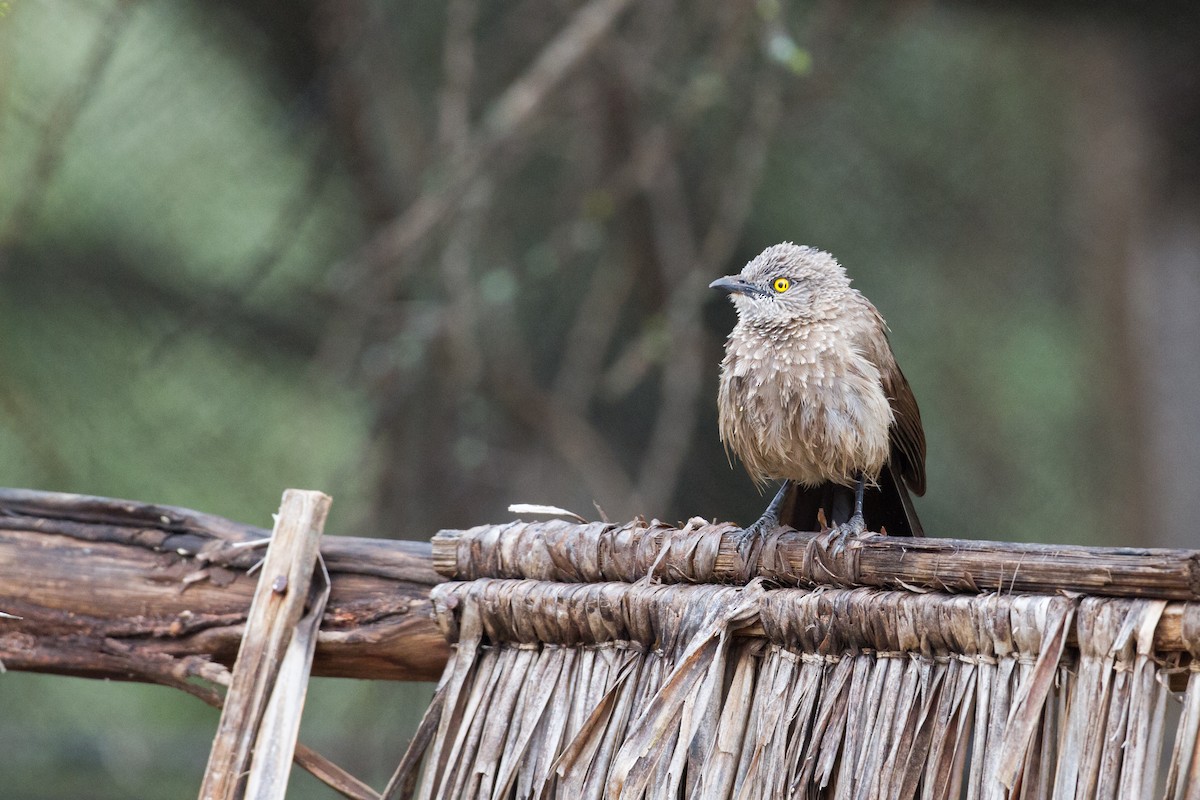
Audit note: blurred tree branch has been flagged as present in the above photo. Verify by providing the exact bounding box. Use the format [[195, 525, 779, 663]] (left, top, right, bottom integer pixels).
[[3, 251, 321, 360], [324, 0, 637, 312], [0, 0, 135, 255]]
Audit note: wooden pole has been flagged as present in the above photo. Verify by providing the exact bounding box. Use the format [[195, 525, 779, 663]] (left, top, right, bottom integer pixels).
[[0, 489, 449, 683], [4, 491, 1198, 690], [432, 519, 1200, 601], [200, 489, 329, 800]]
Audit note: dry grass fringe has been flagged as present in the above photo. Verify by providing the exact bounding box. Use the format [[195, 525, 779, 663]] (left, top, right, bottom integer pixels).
[[387, 580, 1200, 800]]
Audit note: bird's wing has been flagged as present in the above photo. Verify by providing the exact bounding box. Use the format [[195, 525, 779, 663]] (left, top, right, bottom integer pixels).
[[859, 303, 927, 496], [880, 360, 927, 496]]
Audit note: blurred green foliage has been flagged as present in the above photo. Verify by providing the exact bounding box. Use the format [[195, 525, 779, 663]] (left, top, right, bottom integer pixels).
[[0, 0, 1183, 795], [2, 672, 433, 799], [1, 1, 372, 531]]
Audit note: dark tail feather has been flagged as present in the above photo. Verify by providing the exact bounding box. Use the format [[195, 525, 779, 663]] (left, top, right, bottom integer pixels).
[[873, 463, 924, 537], [780, 463, 923, 537]]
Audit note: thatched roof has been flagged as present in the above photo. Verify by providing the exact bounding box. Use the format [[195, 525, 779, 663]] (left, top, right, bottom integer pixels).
[[387, 521, 1200, 799]]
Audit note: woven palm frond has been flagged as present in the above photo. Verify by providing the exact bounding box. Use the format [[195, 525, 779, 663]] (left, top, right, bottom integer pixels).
[[388, 578, 1198, 799], [388, 522, 1200, 799]]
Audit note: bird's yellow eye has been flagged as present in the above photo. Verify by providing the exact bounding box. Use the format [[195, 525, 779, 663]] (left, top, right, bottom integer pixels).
[[772, 277, 790, 293]]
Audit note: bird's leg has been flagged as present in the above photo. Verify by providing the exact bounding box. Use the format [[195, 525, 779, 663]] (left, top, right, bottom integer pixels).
[[844, 474, 866, 535], [735, 480, 792, 547]]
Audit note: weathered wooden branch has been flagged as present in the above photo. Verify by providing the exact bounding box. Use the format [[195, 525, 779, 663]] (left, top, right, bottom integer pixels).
[[0, 488, 448, 683], [4, 489, 1199, 693], [433, 519, 1200, 599], [432, 519, 1200, 651]]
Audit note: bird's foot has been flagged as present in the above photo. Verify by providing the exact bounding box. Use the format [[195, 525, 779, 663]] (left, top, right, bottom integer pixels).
[[732, 480, 791, 556], [825, 512, 869, 540], [733, 514, 780, 556]]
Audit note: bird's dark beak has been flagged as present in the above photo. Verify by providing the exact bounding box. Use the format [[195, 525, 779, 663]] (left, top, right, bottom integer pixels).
[[709, 276, 768, 297]]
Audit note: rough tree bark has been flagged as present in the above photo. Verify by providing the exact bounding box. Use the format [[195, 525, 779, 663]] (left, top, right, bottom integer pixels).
[[0, 488, 448, 684]]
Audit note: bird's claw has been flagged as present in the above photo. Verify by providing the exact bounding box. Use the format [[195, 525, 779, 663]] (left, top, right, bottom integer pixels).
[[733, 516, 778, 557], [841, 512, 866, 537], [823, 512, 868, 541]]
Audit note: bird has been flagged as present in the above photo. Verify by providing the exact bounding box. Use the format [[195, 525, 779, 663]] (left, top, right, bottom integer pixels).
[[710, 242, 926, 539]]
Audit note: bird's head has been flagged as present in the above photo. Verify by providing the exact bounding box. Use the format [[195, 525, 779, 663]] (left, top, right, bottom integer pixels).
[[709, 242, 851, 326]]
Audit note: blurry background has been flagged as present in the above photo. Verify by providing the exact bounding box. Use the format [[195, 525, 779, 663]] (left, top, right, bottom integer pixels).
[[2, 0, 1198, 796]]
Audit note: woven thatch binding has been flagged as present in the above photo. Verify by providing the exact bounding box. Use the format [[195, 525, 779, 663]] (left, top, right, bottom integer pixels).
[[389, 576, 1200, 799]]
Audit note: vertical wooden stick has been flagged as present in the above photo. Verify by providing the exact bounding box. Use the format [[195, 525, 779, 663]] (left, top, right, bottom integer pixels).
[[243, 559, 335, 799], [199, 489, 331, 800]]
